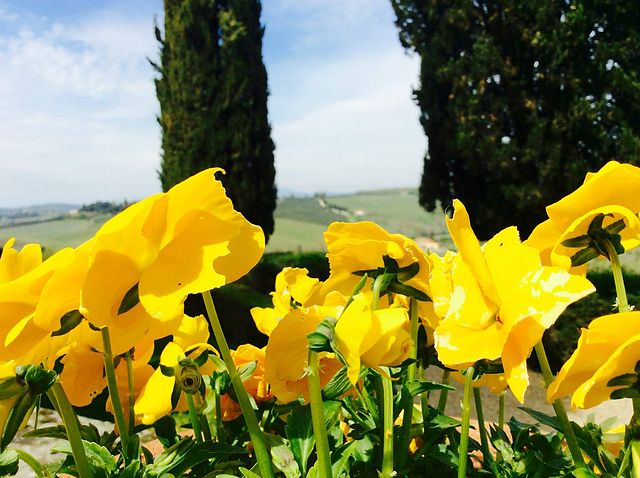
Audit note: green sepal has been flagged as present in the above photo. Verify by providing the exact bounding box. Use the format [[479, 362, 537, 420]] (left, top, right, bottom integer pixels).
[[160, 364, 175, 377], [238, 361, 257, 382], [561, 235, 591, 248], [170, 382, 181, 409], [307, 317, 337, 354], [0, 378, 26, 401], [386, 281, 430, 301], [118, 283, 139, 315], [51, 310, 84, 337], [396, 261, 420, 282], [610, 387, 640, 400], [570, 247, 600, 267], [606, 373, 637, 387], [1, 391, 37, 450]]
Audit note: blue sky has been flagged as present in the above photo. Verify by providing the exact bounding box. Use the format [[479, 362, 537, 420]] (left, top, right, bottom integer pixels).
[[0, 0, 425, 207]]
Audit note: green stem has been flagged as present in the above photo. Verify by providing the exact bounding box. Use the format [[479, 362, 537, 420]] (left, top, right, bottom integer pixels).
[[371, 275, 384, 311], [202, 290, 275, 478], [496, 392, 505, 463], [420, 365, 430, 436], [308, 351, 333, 478], [458, 366, 474, 478], [631, 440, 640, 478], [437, 370, 451, 413], [15, 449, 52, 478], [214, 389, 223, 442], [380, 372, 395, 478], [534, 342, 585, 468], [473, 388, 492, 470], [48, 382, 93, 478], [124, 351, 135, 433], [603, 241, 640, 423], [603, 240, 630, 313], [186, 393, 203, 443], [616, 441, 631, 478], [397, 298, 419, 468], [100, 327, 130, 457], [195, 393, 213, 442]]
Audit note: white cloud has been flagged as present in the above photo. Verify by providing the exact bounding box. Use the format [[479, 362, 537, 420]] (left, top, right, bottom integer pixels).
[[0, 6, 161, 207]]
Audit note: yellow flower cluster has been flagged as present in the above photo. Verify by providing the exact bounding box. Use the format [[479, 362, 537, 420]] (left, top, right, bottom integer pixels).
[[1, 159, 638, 435]]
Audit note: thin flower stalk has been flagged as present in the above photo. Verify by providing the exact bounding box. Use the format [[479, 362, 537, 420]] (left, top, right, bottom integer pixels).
[[48, 382, 93, 478], [437, 370, 451, 413], [186, 393, 203, 443], [534, 342, 585, 468], [458, 366, 474, 478], [397, 297, 419, 468], [202, 290, 275, 478], [473, 388, 492, 470], [101, 326, 130, 459], [308, 350, 333, 478]]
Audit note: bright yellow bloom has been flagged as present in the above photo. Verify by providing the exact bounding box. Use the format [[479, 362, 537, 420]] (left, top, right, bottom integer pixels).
[[135, 315, 216, 425], [324, 221, 437, 328], [451, 371, 507, 395], [0, 238, 42, 284], [221, 344, 272, 421], [264, 305, 342, 403], [250, 267, 323, 336], [432, 200, 594, 402], [527, 161, 640, 270], [81, 168, 264, 327], [548, 311, 640, 409], [334, 293, 411, 383]]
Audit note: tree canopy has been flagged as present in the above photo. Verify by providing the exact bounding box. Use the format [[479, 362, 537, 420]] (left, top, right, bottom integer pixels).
[[391, 0, 640, 239], [154, 0, 276, 241]]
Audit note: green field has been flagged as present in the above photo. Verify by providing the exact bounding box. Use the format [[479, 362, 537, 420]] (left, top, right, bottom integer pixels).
[[1, 190, 448, 253]]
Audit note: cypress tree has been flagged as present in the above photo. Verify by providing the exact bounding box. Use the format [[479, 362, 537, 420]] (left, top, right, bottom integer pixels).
[[154, 0, 276, 241], [391, 1, 640, 239]]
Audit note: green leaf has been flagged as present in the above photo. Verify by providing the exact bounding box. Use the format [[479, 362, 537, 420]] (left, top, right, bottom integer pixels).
[[519, 407, 561, 432], [118, 282, 139, 315], [285, 405, 314, 476], [52, 440, 117, 478], [239, 467, 262, 478], [0, 449, 19, 476], [322, 400, 342, 430], [572, 466, 600, 477], [405, 379, 454, 397], [153, 416, 180, 449], [265, 433, 300, 478], [51, 310, 84, 337], [331, 441, 358, 477]]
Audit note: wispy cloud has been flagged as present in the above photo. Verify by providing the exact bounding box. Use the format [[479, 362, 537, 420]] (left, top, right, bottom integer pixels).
[[0, 0, 425, 207]]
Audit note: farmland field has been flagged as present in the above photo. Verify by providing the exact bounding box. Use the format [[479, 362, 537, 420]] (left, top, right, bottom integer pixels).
[[1, 190, 451, 253]]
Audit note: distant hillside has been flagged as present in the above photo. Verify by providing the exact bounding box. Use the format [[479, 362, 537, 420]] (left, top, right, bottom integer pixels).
[[0, 190, 451, 253]]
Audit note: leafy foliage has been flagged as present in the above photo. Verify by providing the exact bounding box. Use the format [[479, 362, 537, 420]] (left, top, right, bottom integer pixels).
[[391, 0, 640, 239], [154, 0, 277, 241]]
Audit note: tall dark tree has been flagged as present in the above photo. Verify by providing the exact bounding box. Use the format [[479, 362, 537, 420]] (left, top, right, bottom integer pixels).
[[391, 1, 640, 239], [154, 0, 276, 241]]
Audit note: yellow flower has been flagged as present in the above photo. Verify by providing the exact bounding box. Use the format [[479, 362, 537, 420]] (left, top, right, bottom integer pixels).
[[432, 200, 594, 402], [548, 311, 640, 409], [264, 306, 342, 403], [81, 168, 264, 327], [135, 315, 216, 425], [0, 238, 42, 284], [451, 371, 507, 395], [250, 267, 323, 336], [527, 161, 640, 270], [324, 221, 438, 329], [221, 344, 272, 421], [334, 293, 411, 383]]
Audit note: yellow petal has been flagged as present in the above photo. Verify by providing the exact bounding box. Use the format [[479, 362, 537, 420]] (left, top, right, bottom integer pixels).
[[445, 200, 500, 307], [135, 367, 175, 425], [0, 238, 42, 284], [334, 296, 372, 383], [59, 348, 107, 407], [173, 314, 211, 351]]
